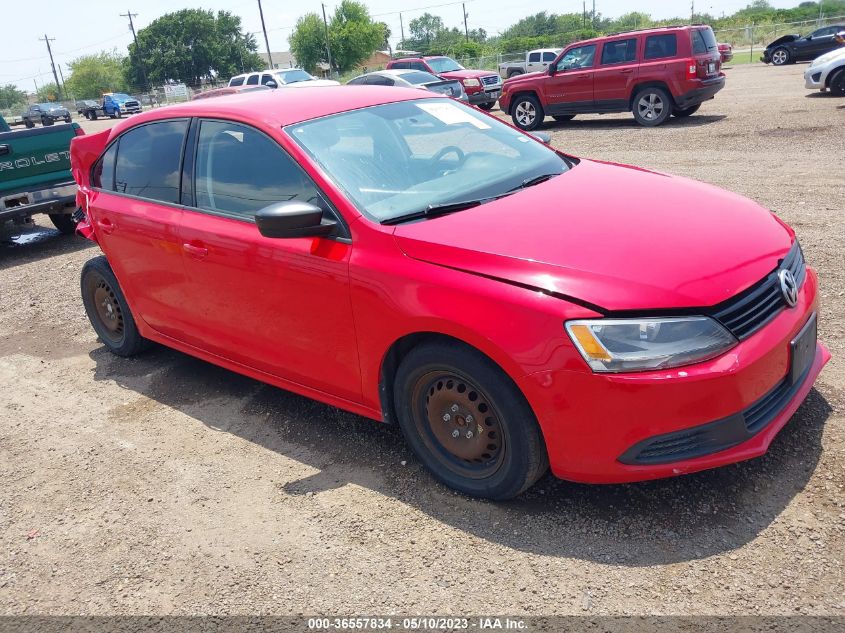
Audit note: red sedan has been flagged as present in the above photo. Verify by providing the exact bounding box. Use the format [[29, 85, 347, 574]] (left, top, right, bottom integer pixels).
[[69, 87, 829, 499]]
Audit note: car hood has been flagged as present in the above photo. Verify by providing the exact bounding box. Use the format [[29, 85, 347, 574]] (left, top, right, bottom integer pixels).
[[392, 159, 793, 311], [811, 46, 845, 66], [767, 34, 800, 48], [504, 70, 545, 85], [440, 69, 495, 79], [285, 79, 340, 87]]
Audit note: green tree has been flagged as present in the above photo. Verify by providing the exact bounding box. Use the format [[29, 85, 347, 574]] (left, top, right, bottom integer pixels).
[[0, 84, 27, 111], [289, 1, 386, 74], [35, 82, 61, 103], [408, 13, 445, 49], [64, 51, 127, 100], [124, 9, 263, 87]]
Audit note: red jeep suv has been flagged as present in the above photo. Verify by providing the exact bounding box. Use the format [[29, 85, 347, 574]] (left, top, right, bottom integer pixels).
[[387, 56, 502, 109], [499, 25, 726, 129]]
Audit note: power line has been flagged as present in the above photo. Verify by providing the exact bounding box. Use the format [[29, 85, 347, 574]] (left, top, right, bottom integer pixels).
[[372, 0, 471, 18]]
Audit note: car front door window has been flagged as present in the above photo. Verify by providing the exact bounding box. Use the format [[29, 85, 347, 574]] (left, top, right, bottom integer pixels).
[[556, 45, 597, 71]]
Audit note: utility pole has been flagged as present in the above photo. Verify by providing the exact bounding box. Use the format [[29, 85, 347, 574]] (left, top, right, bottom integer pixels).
[[462, 3, 469, 42], [321, 3, 333, 77], [691, 0, 695, 23], [39, 35, 62, 100], [399, 13, 405, 48], [121, 10, 148, 91], [592, 0, 596, 29], [818, 0, 824, 23], [583, 1, 586, 28], [257, 0, 273, 68]]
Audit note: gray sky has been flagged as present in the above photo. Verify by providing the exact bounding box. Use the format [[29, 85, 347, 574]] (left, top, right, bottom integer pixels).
[[0, 0, 809, 92]]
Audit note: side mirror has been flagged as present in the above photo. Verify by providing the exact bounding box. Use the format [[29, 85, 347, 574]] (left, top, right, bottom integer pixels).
[[265, 80, 278, 88], [548, 65, 556, 76], [255, 201, 336, 238], [530, 131, 552, 144]]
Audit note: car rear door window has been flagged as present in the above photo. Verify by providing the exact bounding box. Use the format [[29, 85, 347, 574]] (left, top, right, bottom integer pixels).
[[246, 74, 259, 85], [365, 74, 395, 86], [644, 34, 678, 59], [113, 120, 188, 203], [194, 120, 326, 218], [601, 38, 637, 65], [528, 52, 541, 63], [92, 142, 117, 190]]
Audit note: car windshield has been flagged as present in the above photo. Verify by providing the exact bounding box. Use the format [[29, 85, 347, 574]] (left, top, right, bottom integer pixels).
[[112, 93, 131, 100], [277, 69, 315, 84], [287, 98, 570, 223], [399, 71, 441, 85], [39, 103, 61, 109], [427, 57, 464, 73]]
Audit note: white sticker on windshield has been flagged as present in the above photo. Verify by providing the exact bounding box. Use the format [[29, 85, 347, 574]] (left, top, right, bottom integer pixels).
[[416, 102, 491, 129]]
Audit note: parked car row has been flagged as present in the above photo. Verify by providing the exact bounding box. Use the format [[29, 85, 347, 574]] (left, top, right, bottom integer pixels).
[[762, 24, 845, 65]]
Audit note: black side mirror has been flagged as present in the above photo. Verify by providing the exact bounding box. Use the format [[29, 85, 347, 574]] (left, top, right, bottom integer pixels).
[[265, 80, 278, 88], [530, 131, 552, 144], [548, 65, 556, 76], [255, 201, 336, 238]]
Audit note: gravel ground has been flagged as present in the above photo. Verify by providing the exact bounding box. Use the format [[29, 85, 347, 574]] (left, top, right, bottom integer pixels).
[[1, 63, 843, 616]]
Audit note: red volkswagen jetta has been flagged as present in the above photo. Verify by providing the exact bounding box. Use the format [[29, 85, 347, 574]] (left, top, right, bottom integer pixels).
[[70, 87, 829, 499]]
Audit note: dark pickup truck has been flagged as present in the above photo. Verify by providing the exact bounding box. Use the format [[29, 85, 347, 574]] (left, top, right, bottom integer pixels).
[[0, 114, 84, 234]]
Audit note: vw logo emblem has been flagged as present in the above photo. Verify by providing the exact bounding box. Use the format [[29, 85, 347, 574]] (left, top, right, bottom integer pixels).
[[778, 269, 798, 307]]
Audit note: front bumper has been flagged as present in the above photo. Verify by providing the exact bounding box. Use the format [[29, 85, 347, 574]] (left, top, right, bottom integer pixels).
[[804, 67, 824, 90], [467, 88, 501, 105], [518, 268, 829, 483], [674, 75, 726, 109]]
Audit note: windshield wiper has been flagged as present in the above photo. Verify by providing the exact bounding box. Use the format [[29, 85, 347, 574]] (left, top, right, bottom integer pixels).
[[381, 199, 485, 225], [507, 172, 560, 193]]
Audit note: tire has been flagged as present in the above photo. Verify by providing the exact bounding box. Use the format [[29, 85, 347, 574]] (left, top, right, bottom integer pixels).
[[49, 213, 78, 235], [25, 119, 34, 129], [632, 87, 673, 126], [64, 116, 71, 123], [116, 109, 122, 118], [510, 94, 544, 131], [672, 104, 701, 117], [477, 102, 495, 111], [84, 111, 91, 120], [507, 70, 523, 79], [552, 114, 575, 122], [829, 68, 845, 97], [91, 111, 98, 120], [393, 342, 549, 500], [771, 47, 791, 66], [41, 116, 54, 126], [80, 256, 151, 358]]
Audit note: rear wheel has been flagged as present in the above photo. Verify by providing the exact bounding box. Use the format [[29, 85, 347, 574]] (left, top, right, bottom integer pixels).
[[632, 87, 672, 126], [552, 114, 576, 122], [393, 342, 548, 500], [771, 47, 791, 66], [477, 102, 495, 111], [49, 213, 78, 235], [24, 119, 34, 129], [507, 70, 523, 79], [81, 256, 151, 357], [672, 104, 701, 117], [829, 68, 845, 96], [41, 116, 54, 126], [64, 116, 71, 123], [511, 94, 544, 131]]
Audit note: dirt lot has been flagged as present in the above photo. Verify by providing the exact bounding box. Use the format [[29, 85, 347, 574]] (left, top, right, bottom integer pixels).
[[1, 63, 844, 616]]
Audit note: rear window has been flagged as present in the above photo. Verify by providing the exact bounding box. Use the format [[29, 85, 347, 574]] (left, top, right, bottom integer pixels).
[[692, 27, 718, 54], [399, 71, 440, 85], [391, 61, 410, 69], [114, 120, 188, 204], [644, 34, 678, 60]]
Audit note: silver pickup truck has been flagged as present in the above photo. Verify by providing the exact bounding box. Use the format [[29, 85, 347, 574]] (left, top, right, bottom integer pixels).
[[498, 48, 561, 78]]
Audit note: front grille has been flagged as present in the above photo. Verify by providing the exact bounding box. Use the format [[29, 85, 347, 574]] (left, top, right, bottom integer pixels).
[[619, 354, 813, 465], [708, 241, 805, 340], [481, 75, 500, 87]]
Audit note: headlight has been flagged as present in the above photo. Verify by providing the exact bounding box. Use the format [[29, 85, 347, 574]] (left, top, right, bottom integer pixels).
[[565, 317, 737, 373], [462, 78, 480, 87]]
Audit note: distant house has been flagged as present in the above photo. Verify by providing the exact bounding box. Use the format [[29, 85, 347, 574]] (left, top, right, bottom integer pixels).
[[356, 51, 392, 73], [258, 51, 297, 69]]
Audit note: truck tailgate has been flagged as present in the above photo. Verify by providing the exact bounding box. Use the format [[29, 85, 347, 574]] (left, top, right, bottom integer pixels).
[[0, 123, 79, 195]]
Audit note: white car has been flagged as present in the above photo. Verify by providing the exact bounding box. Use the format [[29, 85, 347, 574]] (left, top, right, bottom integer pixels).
[[346, 69, 468, 101], [804, 33, 845, 96], [228, 68, 340, 89]]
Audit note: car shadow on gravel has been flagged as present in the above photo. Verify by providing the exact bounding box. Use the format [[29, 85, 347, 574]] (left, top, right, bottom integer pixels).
[[540, 114, 727, 131], [90, 344, 832, 566], [0, 225, 93, 271]]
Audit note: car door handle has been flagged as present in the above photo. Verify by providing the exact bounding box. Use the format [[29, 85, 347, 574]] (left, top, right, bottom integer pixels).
[[619, 69, 634, 74], [96, 219, 115, 234], [182, 243, 209, 258], [0, 144, 10, 156]]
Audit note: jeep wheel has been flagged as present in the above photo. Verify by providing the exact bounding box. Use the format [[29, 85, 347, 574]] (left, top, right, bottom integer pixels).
[[81, 256, 151, 357], [830, 68, 845, 96], [672, 104, 701, 117], [511, 94, 544, 131], [393, 342, 548, 499], [633, 87, 672, 126], [771, 47, 791, 66]]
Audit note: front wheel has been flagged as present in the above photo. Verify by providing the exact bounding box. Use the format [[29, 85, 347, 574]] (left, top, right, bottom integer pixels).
[[672, 104, 701, 117], [25, 119, 34, 129], [829, 68, 845, 96], [81, 256, 151, 357], [64, 116, 71, 123], [632, 87, 672, 126], [552, 114, 575, 122], [393, 342, 549, 500], [41, 117, 54, 126], [771, 47, 791, 66], [510, 94, 544, 131]]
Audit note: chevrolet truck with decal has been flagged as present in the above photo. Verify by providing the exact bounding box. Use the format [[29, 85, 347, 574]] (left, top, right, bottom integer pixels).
[[0, 114, 84, 234]]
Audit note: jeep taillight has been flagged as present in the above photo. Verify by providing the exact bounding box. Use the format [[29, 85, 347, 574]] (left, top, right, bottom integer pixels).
[[686, 59, 698, 80]]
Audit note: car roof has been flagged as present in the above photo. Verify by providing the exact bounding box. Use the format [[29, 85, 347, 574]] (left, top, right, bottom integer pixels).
[[571, 24, 702, 46], [105, 85, 439, 138]]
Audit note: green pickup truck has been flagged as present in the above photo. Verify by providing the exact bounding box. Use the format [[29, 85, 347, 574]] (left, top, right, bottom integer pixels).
[[0, 113, 83, 234]]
